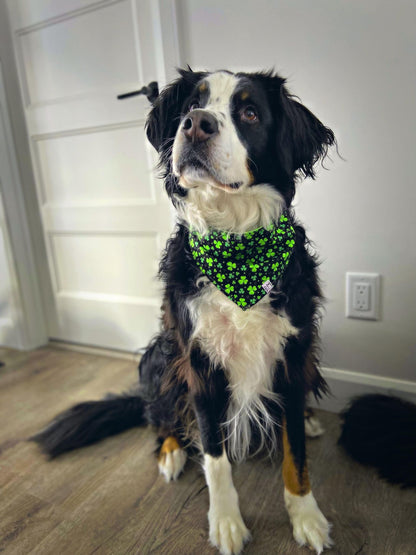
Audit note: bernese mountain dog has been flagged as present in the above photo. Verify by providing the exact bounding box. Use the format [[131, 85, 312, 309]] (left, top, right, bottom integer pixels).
[[34, 68, 336, 554]]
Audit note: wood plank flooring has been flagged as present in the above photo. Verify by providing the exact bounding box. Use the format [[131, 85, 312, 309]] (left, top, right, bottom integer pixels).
[[0, 346, 415, 554]]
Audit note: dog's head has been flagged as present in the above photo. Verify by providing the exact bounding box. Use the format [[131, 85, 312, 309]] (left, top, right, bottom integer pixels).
[[146, 69, 335, 227]]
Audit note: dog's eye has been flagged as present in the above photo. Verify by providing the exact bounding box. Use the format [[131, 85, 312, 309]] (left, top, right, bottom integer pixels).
[[188, 101, 200, 112], [241, 106, 258, 122]]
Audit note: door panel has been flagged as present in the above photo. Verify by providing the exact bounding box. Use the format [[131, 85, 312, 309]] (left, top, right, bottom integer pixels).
[[35, 125, 155, 204], [7, 0, 178, 351], [20, 2, 140, 104], [51, 233, 160, 298]]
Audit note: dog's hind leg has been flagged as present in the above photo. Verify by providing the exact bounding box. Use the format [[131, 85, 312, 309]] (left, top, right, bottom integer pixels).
[[157, 435, 187, 482], [304, 407, 324, 438]]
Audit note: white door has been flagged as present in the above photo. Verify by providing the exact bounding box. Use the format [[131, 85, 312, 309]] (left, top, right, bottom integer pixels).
[[6, 0, 180, 351]]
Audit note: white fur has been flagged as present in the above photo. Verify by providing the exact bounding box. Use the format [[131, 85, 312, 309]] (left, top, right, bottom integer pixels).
[[204, 451, 250, 555], [284, 489, 332, 554], [176, 182, 285, 235], [172, 71, 286, 235], [172, 72, 252, 194], [158, 447, 187, 482], [188, 286, 298, 461], [200, 72, 251, 187], [176, 73, 292, 460]]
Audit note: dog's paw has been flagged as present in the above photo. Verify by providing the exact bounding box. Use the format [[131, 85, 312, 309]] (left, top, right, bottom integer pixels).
[[158, 437, 187, 482], [284, 490, 332, 554], [304, 414, 325, 438], [208, 510, 250, 555]]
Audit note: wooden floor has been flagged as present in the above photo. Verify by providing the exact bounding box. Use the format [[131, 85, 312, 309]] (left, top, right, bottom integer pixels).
[[0, 346, 415, 555]]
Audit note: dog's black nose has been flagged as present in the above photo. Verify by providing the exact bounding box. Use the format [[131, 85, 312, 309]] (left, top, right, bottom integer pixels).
[[182, 110, 218, 143]]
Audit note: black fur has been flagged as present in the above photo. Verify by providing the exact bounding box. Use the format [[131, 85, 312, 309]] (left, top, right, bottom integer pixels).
[[146, 69, 335, 205], [339, 394, 416, 488], [282, 385, 308, 489], [33, 331, 189, 457], [145, 69, 333, 464], [192, 358, 229, 457], [31, 68, 342, 555], [34, 69, 333, 466], [32, 396, 146, 458]]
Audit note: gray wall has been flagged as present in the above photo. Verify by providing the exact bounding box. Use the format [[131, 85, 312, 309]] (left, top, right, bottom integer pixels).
[[177, 0, 416, 380]]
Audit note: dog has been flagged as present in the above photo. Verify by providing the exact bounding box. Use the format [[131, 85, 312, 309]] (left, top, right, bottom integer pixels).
[[34, 68, 336, 554]]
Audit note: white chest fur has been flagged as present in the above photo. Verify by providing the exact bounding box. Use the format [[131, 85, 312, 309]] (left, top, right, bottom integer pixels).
[[188, 284, 298, 460]]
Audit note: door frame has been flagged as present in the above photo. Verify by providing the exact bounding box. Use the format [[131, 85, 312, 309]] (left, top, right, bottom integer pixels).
[[0, 59, 47, 349], [3, 0, 183, 350]]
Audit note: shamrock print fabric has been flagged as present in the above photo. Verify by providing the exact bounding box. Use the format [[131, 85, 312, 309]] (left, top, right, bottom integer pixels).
[[189, 211, 296, 310]]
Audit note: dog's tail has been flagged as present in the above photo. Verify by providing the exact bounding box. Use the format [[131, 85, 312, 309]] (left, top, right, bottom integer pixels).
[[32, 332, 179, 459], [339, 394, 416, 487], [32, 394, 146, 458]]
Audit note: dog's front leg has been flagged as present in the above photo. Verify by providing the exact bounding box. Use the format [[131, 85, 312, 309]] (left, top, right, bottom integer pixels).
[[282, 385, 332, 554], [192, 349, 250, 555], [203, 450, 250, 555]]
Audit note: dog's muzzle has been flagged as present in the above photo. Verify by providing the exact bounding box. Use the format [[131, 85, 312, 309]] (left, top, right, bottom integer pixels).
[[174, 109, 243, 192], [182, 109, 219, 144]]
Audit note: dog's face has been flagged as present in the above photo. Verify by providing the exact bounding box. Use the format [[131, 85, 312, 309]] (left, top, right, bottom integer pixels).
[[146, 69, 335, 206], [172, 71, 270, 194]]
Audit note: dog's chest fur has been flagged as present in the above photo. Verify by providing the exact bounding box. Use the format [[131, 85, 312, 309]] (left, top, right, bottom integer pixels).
[[188, 281, 298, 460]]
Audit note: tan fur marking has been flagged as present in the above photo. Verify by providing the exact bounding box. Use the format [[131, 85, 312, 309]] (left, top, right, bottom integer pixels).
[[158, 436, 181, 460], [245, 161, 255, 185], [281, 357, 290, 382], [199, 82, 207, 92], [282, 420, 311, 496], [160, 348, 204, 395], [160, 297, 204, 395], [161, 298, 203, 394], [174, 352, 204, 394], [241, 91, 249, 100]]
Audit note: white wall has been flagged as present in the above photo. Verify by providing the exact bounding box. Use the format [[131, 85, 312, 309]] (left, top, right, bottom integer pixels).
[[177, 0, 416, 381]]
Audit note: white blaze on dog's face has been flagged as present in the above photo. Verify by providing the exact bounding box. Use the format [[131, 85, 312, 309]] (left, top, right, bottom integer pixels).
[[172, 72, 253, 194]]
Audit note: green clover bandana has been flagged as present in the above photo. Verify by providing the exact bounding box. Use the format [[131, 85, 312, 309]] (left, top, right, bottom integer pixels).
[[189, 211, 295, 310]]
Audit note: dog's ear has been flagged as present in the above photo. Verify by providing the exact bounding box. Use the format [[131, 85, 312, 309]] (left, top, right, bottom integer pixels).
[[146, 68, 206, 153], [276, 85, 335, 180]]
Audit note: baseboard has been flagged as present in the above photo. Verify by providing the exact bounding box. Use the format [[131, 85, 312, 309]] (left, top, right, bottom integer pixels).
[[312, 366, 416, 413], [49, 340, 139, 362], [49, 340, 416, 414]]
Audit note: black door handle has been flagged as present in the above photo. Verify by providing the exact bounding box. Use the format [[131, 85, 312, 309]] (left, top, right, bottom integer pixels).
[[117, 81, 159, 103]]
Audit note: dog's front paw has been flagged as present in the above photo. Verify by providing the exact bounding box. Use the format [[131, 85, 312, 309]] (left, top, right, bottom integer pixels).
[[208, 510, 251, 555], [158, 437, 187, 482], [284, 490, 332, 554]]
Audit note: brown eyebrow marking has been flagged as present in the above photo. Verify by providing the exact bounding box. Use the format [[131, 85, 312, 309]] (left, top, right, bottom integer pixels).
[[199, 82, 208, 92], [241, 91, 250, 100]]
